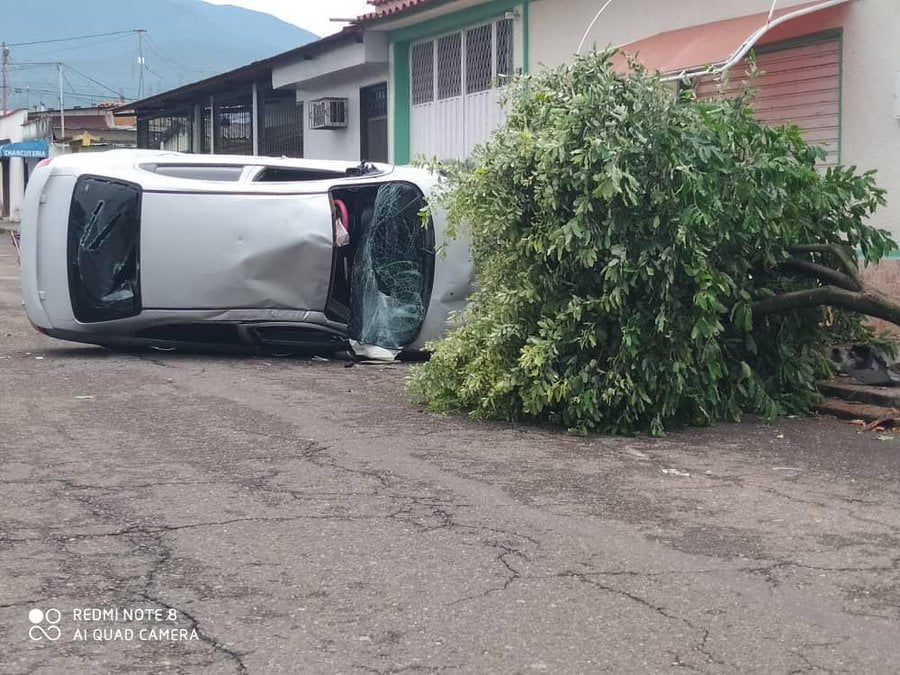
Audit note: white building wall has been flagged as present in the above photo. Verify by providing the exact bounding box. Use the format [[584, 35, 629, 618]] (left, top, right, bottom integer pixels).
[[297, 71, 388, 161], [0, 110, 29, 222]]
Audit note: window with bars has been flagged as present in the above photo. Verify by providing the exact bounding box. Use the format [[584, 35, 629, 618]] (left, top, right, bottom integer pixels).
[[137, 112, 193, 152], [496, 18, 514, 79], [411, 18, 515, 104], [411, 41, 435, 105], [364, 84, 388, 120], [200, 104, 212, 153], [466, 24, 493, 94], [259, 91, 304, 158], [215, 93, 254, 155], [437, 33, 462, 99]]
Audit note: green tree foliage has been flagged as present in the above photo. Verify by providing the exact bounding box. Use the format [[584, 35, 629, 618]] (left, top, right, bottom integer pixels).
[[408, 51, 894, 435]]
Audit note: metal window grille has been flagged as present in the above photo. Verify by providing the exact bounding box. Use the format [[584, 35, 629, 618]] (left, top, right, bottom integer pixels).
[[309, 97, 348, 130], [215, 93, 253, 155], [466, 24, 493, 94], [411, 41, 435, 105], [364, 84, 388, 120], [496, 18, 514, 79], [260, 91, 303, 157], [138, 113, 193, 152], [200, 104, 212, 153], [437, 33, 462, 99]]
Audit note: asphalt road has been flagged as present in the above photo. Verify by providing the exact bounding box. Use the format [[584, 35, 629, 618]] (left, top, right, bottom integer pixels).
[[2, 235, 900, 674]]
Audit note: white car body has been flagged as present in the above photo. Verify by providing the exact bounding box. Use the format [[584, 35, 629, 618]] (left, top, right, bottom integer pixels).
[[19, 150, 473, 356]]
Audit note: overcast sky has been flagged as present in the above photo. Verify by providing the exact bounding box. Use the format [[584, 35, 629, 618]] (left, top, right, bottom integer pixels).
[[202, 1, 374, 37]]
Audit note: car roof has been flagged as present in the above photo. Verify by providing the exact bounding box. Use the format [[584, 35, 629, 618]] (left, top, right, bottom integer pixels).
[[47, 149, 389, 173], [41, 149, 433, 196]]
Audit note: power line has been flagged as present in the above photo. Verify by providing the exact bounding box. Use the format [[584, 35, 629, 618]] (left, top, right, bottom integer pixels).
[[12, 87, 111, 102], [61, 63, 125, 99], [3, 29, 139, 48], [143, 33, 206, 77], [17, 33, 132, 60]]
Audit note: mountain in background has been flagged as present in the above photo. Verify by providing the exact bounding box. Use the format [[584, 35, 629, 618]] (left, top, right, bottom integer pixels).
[[0, 0, 318, 108]]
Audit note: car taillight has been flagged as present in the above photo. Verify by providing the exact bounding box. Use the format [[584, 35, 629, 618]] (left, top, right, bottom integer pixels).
[[36, 158, 53, 169]]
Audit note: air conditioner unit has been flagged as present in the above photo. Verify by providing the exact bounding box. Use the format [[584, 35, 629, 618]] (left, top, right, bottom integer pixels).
[[309, 97, 348, 130]]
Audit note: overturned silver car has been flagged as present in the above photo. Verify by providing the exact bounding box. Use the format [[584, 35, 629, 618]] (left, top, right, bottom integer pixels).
[[19, 150, 473, 357]]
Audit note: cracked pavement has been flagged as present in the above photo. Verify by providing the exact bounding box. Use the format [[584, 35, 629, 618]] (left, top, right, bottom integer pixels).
[[2, 237, 900, 673]]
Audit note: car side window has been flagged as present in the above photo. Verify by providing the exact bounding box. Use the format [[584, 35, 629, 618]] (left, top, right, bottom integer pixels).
[[140, 164, 245, 181]]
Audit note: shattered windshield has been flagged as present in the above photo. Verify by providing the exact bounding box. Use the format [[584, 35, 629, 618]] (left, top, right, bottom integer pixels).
[[349, 182, 434, 349], [67, 176, 142, 322]]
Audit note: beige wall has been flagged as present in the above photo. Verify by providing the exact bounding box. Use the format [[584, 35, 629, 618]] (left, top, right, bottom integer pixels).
[[839, 2, 900, 240], [528, 0, 900, 241], [527, 0, 812, 67]]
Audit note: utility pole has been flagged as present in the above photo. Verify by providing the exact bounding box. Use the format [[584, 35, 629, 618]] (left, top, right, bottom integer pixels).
[[134, 29, 147, 99], [57, 62, 65, 140], [2, 42, 9, 115]]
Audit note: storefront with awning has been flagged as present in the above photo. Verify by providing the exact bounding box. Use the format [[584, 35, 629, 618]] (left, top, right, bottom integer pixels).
[[614, 0, 851, 168]]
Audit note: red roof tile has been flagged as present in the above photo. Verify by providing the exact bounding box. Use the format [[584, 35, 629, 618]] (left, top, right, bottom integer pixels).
[[357, 0, 439, 23]]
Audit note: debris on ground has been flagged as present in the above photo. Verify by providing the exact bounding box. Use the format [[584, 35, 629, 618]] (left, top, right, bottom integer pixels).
[[830, 344, 900, 386], [817, 378, 900, 431]]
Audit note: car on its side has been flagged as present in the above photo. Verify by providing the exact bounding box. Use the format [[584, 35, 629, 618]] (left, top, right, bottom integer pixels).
[[19, 150, 473, 358]]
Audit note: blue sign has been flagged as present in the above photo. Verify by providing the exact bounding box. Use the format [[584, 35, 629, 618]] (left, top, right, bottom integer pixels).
[[0, 139, 49, 158]]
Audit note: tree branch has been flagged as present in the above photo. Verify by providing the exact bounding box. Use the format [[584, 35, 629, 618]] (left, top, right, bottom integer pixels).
[[780, 258, 861, 292], [788, 243, 860, 285], [753, 285, 900, 326]]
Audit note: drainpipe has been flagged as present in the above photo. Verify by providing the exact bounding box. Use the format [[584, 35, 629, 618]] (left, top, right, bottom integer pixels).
[[661, 0, 852, 83]]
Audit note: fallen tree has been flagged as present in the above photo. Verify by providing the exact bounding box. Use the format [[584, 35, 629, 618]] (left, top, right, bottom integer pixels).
[[409, 52, 896, 434]]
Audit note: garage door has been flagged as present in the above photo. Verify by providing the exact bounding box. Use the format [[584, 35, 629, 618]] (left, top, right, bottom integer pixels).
[[409, 17, 515, 161], [694, 36, 841, 168]]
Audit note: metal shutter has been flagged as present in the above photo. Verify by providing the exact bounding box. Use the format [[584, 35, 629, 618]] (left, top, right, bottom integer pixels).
[[695, 37, 841, 167]]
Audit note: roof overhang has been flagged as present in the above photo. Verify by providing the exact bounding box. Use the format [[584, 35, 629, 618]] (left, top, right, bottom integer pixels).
[[272, 32, 388, 90], [117, 27, 364, 115], [615, 0, 852, 81]]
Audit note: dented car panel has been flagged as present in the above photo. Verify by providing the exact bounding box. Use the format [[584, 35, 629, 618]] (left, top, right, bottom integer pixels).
[[19, 150, 474, 355], [141, 192, 332, 311]]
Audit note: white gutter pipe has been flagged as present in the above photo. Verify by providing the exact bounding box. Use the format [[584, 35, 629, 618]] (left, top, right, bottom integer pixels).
[[660, 0, 851, 83]]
